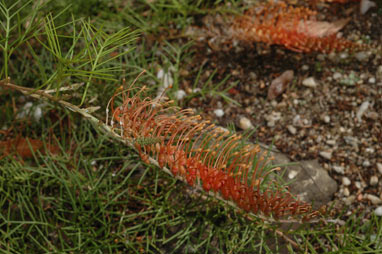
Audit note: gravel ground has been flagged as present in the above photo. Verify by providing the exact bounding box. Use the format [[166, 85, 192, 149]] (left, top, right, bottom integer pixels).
[[176, 2, 382, 217]]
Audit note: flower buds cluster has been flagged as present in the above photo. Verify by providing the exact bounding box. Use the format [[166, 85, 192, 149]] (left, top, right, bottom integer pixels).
[[108, 87, 319, 220], [232, 1, 367, 53]]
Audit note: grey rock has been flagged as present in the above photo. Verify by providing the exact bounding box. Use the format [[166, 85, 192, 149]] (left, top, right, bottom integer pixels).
[[319, 151, 332, 160], [280, 159, 338, 208]]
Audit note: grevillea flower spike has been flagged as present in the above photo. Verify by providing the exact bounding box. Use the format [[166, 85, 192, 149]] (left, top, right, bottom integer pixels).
[[232, 1, 367, 53], [107, 84, 321, 221]]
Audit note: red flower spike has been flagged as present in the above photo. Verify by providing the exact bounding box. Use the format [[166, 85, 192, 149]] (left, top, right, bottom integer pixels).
[[232, 1, 367, 53], [109, 86, 320, 220]]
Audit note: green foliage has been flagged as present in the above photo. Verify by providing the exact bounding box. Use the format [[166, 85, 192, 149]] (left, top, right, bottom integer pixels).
[[1, 0, 382, 253]]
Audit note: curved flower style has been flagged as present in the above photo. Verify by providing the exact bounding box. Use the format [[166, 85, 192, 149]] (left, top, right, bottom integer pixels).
[[108, 86, 320, 221], [232, 1, 366, 53]]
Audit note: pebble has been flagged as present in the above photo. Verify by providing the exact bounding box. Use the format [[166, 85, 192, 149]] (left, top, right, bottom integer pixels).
[[288, 170, 298, 179], [213, 109, 224, 118], [362, 160, 371, 167], [342, 177, 351, 186], [368, 77, 376, 84], [376, 65, 382, 80], [301, 65, 309, 71], [375, 206, 382, 216], [302, 77, 318, 88], [339, 52, 348, 59], [354, 51, 369, 62], [323, 115, 330, 123], [370, 176, 379, 186], [377, 163, 382, 174], [345, 195, 355, 205], [343, 187, 350, 197], [174, 89, 186, 100], [333, 165, 345, 174], [287, 125, 297, 135], [333, 72, 342, 80], [238, 117, 254, 130], [356, 101, 370, 122], [319, 151, 332, 160], [365, 194, 382, 205], [355, 181, 362, 189]]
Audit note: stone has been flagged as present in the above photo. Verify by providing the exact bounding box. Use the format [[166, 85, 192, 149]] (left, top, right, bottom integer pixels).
[[279, 159, 338, 208], [238, 117, 254, 130], [287, 125, 297, 135], [302, 77, 318, 88], [333, 165, 345, 174], [370, 176, 379, 186], [213, 109, 224, 118], [377, 163, 382, 174], [365, 194, 382, 205], [342, 177, 351, 186], [374, 206, 382, 216], [319, 151, 332, 160], [175, 89, 186, 100], [343, 187, 350, 197], [333, 72, 342, 80]]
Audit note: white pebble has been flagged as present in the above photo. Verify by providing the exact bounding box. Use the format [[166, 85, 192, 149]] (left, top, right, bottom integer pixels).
[[238, 117, 254, 130], [333, 165, 345, 174], [302, 77, 318, 88], [288, 170, 298, 179], [356, 101, 370, 122], [363, 160, 371, 167], [319, 151, 332, 160], [213, 109, 224, 118], [333, 72, 342, 80], [355, 51, 369, 62], [368, 77, 376, 84], [360, 0, 376, 15], [343, 187, 350, 197], [377, 163, 382, 174], [374, 206, 382, 216], [370, 176, 379, 186], [342, 177, 351, 186], [365, 194, 382, 205], [287, 125, 297, 135], [174, 89, 186, 100], [324, 115, 331, 123]]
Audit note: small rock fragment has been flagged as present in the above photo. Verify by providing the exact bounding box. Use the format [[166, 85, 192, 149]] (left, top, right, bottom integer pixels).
[[302, 77, 318, 88], [238, 117, 254, 130], [213, 109, 224, 118], [370, 176, 379, 186], [360, 0, 376, 15], [343, 187, 350, 197], [333, 165, 345, 174], [375, 206, 382, 216], [365, 194, 382, 205], [333, 72, 342, 80], [174, 89, 186, 100], [355, 51, 369, 62], [368, 77, 376, 84], [319, 151, 332, 160], [287, 125, 297, 135], [342, 177, 351, 186], [288, 170, 298, 179], [356, 101, 370, 122], [323, 115, 330, 123], [377, 163, 382, 174], [267, 70, 294, 100]]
